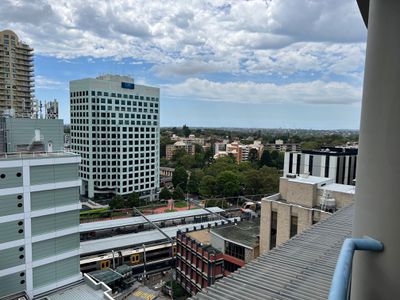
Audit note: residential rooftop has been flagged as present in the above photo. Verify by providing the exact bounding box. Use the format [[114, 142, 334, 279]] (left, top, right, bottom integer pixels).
[[191, 204, 354, 300]]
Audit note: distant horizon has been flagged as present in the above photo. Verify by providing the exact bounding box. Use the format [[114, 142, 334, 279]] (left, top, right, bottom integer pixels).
[[63, 122, 359, 132]]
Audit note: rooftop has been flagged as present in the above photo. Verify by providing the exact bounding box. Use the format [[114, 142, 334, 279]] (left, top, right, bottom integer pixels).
[[284, 175, 334, 185], [187, 229, 213, 244], [191, 204, 354, 300], [301, 147, 358, 156], [79, 207, 224, 233], [89, 269, 123, 285], [319, 183, 356, 194], [0, 151, 79, 161], [80, 218, 238, 255], [211, 219, 260, 249], [37, 275, 113, 300]]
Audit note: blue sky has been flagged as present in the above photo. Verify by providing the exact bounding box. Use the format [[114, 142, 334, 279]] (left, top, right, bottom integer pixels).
[[1, 0, 367, 129]]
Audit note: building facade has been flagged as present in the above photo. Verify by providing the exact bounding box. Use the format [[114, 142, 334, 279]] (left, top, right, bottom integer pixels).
[[214, 141, 264, 163], [70, 75, 160, 199], [265, 139, 301, 152], [0, 117, 64, 153], [176, 230, 224, 296], [176, 219, 259, 296], [0, 30, 34, 117], [165, 141, 195, 160], [284, 147, 358, 185], [259, 175, 354, 254], [0, 152, 81, 299]]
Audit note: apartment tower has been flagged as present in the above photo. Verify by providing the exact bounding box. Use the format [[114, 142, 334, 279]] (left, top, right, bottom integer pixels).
[[0, 30, 34, 117]]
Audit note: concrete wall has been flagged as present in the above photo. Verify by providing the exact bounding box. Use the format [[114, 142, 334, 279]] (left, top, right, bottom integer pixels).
[[5, 118, 64, 153], [259, 199, 272, 254], [276, 204, 291, 246], [260, 197, 331, 254], [285, 181, 316, 207]]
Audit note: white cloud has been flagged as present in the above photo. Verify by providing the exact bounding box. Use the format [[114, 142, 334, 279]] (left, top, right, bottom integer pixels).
[[164, 78, 362, 105], [35, 75, 64, 89], [0, 0, 367, 78]]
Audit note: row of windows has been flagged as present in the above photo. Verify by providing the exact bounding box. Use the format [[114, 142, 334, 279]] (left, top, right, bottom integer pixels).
[[71, 107, 159, 117], [89, 159, 157, 166], [72, 139, 158, 148], [225, 241, 245, 261], [82, 164, 156, 173], [71, 104, 89, 111], [90, 179, 156, 190], [80, 157, 157, 166], [89, 133, 156, 139], [70, 91, 159, 102], [71, 125, 157, 133], [90, 97, 159, 107], [89, 111, 158, 120], [89, 104, 158, 112], [71, 98, 158, 110]]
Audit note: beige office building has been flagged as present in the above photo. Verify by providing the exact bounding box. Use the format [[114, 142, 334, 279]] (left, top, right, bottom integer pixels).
[[259, 174, 354, 254], [0, 30, 34, 117]]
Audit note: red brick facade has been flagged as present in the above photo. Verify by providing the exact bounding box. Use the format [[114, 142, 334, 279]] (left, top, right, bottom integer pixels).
[[176, 231, 224, 296]]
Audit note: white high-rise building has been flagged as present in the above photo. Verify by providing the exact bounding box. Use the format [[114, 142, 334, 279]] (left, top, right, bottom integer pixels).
[[69, 75, 160, 200]]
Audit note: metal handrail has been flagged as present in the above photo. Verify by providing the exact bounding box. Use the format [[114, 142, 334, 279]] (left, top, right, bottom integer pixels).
[[328, 238, 384, 300]]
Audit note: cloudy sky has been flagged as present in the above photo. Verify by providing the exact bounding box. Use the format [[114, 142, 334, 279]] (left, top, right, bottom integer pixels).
[[1, 0, 367, 129]]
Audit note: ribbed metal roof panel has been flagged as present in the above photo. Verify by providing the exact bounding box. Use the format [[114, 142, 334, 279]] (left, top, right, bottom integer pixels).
[[191, 204, 354, 300]]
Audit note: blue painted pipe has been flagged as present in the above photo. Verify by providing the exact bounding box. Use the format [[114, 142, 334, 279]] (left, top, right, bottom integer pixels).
[[328, 238, 384, 300]]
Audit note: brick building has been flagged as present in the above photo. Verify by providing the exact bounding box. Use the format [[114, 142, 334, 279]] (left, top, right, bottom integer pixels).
[[176, 229, 224, 296], [176, 219, 260, 296]]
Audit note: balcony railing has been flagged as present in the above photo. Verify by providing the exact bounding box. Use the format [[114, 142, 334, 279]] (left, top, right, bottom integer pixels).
[[328, 238, 384, 300]]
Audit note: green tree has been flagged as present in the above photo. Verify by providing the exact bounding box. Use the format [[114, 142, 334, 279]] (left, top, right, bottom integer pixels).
[[248, 148, 259, 164], [260, 150, 273, 167], [205, 156, 237, 176], [172, 166, 188, 190], [199, 175, 217, 197], [194, 143, 204, 153], [171, 148, 187, 162], [173, 186, 185, 200], [301, 141, 321, 150], [187, 169, 204, 194], [276, 152, 284, 170], [109, 195, 125, 209], [159, 187, 172, 200], [160, 157, 169, 167], [176, 154, 195, 170], [182, 124, 191, 137], [243, 170, 264, 195], [216, 171, 241, 197], [126, 192, 141, 207]]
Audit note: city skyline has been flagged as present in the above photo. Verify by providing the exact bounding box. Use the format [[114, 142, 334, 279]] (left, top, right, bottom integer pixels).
[[1, 0, 367, 129]]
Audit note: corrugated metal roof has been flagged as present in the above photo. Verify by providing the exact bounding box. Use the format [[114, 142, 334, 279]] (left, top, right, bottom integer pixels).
[[191, 204, 354, 300], [80, 218, 239, 255], [79, 207, 224, 233]]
